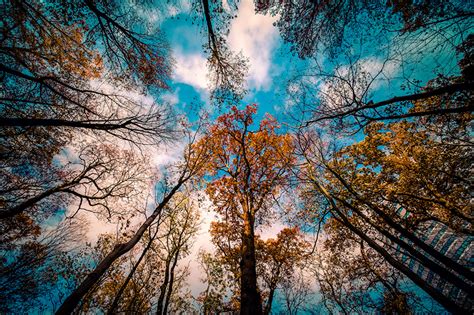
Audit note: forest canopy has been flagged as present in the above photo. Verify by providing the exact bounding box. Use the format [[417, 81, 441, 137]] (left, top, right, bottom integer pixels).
[[0, 0, 472, 314]]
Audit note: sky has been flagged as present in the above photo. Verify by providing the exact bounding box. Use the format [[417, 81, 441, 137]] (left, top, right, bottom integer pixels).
[[72, 0, 464, 311], [159, 0, 310, 123], [146, 0, 316, 303], [71, 0, 308, 305]]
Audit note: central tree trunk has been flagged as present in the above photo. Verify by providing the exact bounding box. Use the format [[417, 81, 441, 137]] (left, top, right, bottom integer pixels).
[[156, 258, 171, 315], [240, 211, 262, 315]]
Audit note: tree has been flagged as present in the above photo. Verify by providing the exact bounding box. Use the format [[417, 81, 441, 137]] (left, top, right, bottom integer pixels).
[[1, 0, 174, 143], [311, 221, 419, 314], [78, 231, 163, 314], [0, 219, 88, 313], [55, 127, 209, 314], [0, 2, 181, 312], [295, 107, 473, 313], [254, 0, 473, 58], [299, 47, 473, 131], [279, 270, 315, 315], [275, 5, 474, 312], [200, 224, 311, 315], [198, 249, 236, 314], [78, 192, 199, 315], [1, 143, 152, 220], [256, 227, 311, 315], [194, 104, 295, 314], [104, 227, 163, 315], [279, 24, 473, 139], [0, 3, 177, 296], [191, 0, 248, 106], [155, 192, 200, 315], [0, 0, 176, 232]]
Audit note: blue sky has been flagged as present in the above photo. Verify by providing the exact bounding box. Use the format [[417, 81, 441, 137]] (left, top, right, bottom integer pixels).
[[75, 0, 466, 311], [139, 0, 462, 308], [155, 0, 463, 131], [157, 0, 309, 124]]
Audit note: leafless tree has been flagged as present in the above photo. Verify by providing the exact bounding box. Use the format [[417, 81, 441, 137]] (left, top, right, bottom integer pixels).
[[55, 124, 210, 314]]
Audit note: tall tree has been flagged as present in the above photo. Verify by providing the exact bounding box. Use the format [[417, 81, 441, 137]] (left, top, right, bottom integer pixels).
[[312, 220, 419, 314], [78, 231, 163, 314], [200, 224, 311, 315], [192, 0, 248, 106], [155, 192, 200, 315], [255, 0, 472, 58], [1, 0, 174, 142], [295, 103, 473, 312], [0, 219, 87, 313], [193, 104, 295, 314], [0, 0, 176, 232], [0, 2, 178, 311], [198, 249, 236, 314], [78, 192, 199, 315]]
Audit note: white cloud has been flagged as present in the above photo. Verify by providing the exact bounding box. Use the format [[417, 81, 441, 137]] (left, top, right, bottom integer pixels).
[[160, 88, 180, 106], [151, 140, 186, 167], [173, 52, 209, 90], [132, 0, 192, 25], [228, 0, 279, 91]]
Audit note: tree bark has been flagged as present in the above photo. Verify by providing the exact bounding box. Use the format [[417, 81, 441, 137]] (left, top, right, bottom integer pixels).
[[0, 117, 134, 131], [156, 258, 171, 315], [240, 211, 262, 315], [201, 0, 218, 52]]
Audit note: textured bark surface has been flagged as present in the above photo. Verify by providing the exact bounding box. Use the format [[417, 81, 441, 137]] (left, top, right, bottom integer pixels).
[[240, 212, 262, 315]]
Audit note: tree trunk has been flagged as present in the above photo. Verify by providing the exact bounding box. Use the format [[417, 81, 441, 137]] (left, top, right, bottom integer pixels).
[[0, 186, 62, 219], [314, 180, 469, 313], [327, 167, 474, 282], [55, 177, 185, 315], [0, 117, 132, 130], [333, 195, 474, 295], [163, 250, 180, 314], [240, 211, 262, 315], [336, 210, 467, 313], [156, 258, 171, 315], [306, 81, 474, 124], [107, 226, 160, 315]]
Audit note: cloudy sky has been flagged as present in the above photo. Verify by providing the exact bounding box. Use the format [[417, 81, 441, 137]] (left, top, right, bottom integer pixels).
[[153, 0, 310, 301], [80, 0, 461, 309], [159, 0, 312, 121]]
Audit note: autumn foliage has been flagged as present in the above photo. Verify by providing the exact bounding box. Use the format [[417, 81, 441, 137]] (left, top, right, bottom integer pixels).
[[194, 104, 298, 314], [1, 1, 473, 314]]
